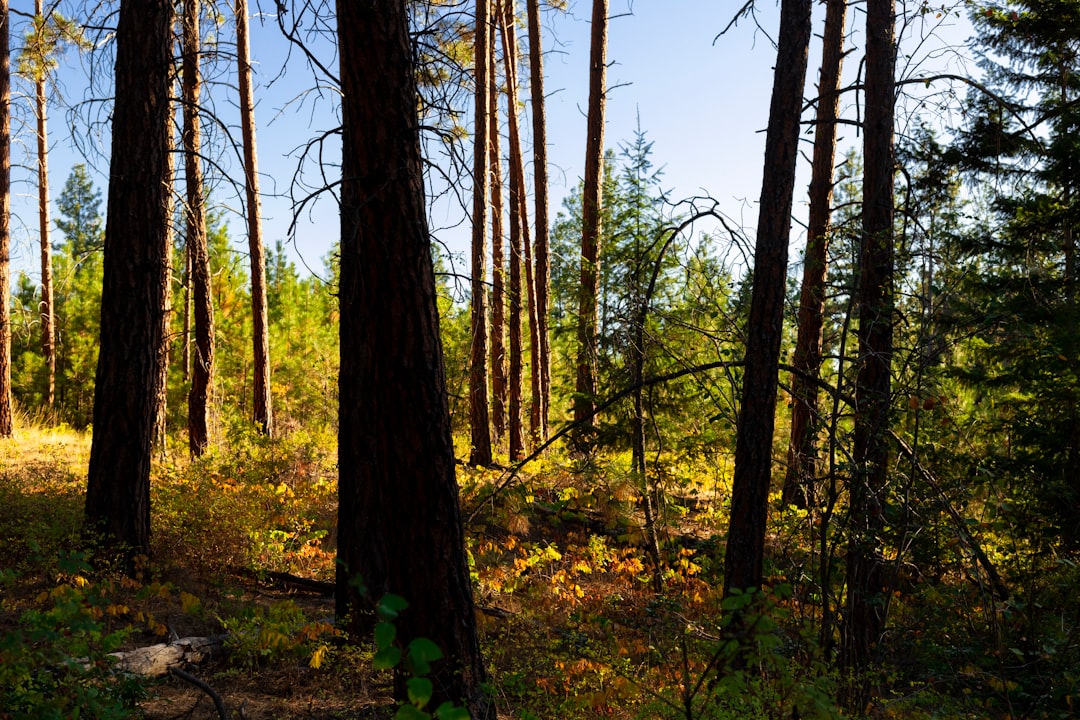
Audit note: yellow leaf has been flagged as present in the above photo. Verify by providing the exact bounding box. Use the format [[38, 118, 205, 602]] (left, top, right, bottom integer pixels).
[[179, 591, 201, 614], [309, 643, 329, 669]]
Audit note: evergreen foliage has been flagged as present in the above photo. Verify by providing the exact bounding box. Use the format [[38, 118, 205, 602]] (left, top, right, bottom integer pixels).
[[948, 0, 1080, 548]]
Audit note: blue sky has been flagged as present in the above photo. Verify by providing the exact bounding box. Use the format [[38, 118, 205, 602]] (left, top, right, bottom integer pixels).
[[5, 0, 975, 285]]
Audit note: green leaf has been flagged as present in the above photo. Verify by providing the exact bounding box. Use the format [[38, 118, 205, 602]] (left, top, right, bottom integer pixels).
[[378, 594, 409, 620], [407, 677, 434, 708], [434, 702, 471, 720], [375, 621, 397, 650], [406, 637, 444, 675], [394, 704, 430, 720], [372, 646, 402, 670]]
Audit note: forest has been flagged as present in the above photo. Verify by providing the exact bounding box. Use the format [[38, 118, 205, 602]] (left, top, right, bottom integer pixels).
[[0, 0, 1077, 718]]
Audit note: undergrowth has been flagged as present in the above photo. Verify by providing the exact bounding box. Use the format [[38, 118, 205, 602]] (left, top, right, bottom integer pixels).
[[0, 416, 1077, 718]]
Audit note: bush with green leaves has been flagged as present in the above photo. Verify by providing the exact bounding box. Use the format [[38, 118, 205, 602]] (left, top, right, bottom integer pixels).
[[217, 599, 337, 674], [371, 593, 470, 720], [0, 553, 147, 719]]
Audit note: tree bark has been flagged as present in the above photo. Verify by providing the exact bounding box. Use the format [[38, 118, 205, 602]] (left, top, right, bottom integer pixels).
[[526, 0, 551, 437], [0, 0, 12, 438], [500, 0, 528, 460], [488, 30, 507, 444], [523, 190, 541, 447], [153, 99, 176, 457], [782, 0, 847, 509], [335, 3, 494, 717], [573, 0, 608, 436], [843, 0, 896, 678], [184, 0, 214, 457], [34, 0, 54, 409], [182, 224, 192, 382], [469, 0, 493, 467], [236, 0, 273, 437], [723, 0, 812, 598], [85, 0, 174, 567]]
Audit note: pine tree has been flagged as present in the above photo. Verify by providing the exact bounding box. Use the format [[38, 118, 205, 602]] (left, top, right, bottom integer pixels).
[[948, 0, 1080, 546]]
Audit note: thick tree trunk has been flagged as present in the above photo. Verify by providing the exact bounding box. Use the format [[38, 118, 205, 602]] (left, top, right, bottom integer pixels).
[[723, 0, 812, 598], [184, 0, 214, 457], [33, 0, 54, 409], [469, 0, 493, 467], [783, 0, 847, 509], [0, 0, 11, 438], [526, 0, 551, 436], [85, 0, 174, 566], [500, 0, 528, 460], [488, 38, 507, 444], [335, 3, 494, 717], [574, 0, 608, 436], [236, 0, 273, 437], [843, 0, 896, 678]]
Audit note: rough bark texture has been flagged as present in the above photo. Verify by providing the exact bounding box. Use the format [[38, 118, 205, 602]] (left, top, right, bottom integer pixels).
[[236, 0, 273, 437], [335, 3, 494, 717], [843, 0, 896, 677], [722, 0, 812, 598], [153, 108, 176, 457], [84, 0, 173, 565], [184, 0, 214, 457], [524, 191, 541, 447], [0, 0, 11, 438], [34, 0, 53, 408], [469, 0, 493, 467], [182, 226, 191, 382], [782, 0, 847, 509], [573, 0, 608, 434], [526, 0, 551, 436], [488, 37, 507, 443], [500, 0, 526, 460]]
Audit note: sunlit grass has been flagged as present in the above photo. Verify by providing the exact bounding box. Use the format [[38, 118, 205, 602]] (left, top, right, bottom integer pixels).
[[0, 407, 89, 570], [0, 405, 91, 485]]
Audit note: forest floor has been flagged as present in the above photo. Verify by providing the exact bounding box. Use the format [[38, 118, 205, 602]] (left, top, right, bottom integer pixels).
[[0, 421, 1023, 719]]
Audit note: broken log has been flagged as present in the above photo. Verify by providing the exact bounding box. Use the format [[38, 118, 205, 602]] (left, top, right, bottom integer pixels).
[[107, 635, 223, 677]]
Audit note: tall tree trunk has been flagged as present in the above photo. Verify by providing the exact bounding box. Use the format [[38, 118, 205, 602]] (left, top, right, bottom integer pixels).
[[335, 3, 494, 717], [34, 0, 53, 409], [488, 35, 507, 444], [500, 0, 528, 459], [0, 0, 12, 438], [85, 0, 174, 567], [182, 229, 192, 382], [631, 305, 663, 594], [722, 0, 813, 598], [526, 0, 551, 436], [153, 90, 177, 457], [468, 0, 493, 466], [843, 0, 896, 679], [524, 193, 541, 447], [573, 0, 608, 437], [183, 0, 214, 457], [236, 0, 273, 437], [783, 0, 848, 509]]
